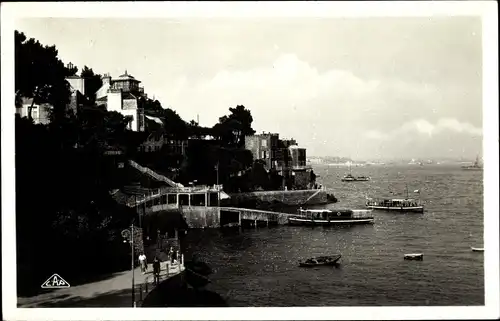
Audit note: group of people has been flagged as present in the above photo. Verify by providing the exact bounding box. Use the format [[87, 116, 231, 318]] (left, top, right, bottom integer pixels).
[[137, 247, 181, 285]]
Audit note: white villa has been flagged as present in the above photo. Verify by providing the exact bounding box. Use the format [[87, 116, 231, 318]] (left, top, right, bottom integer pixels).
[[95, 71, 146, 132]]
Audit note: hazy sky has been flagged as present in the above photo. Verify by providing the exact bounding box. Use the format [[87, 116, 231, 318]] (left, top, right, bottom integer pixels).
[[15, 17, 483, 159]]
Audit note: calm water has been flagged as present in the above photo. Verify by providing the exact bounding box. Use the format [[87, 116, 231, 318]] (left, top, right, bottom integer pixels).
[[184, 165, 484, 306]]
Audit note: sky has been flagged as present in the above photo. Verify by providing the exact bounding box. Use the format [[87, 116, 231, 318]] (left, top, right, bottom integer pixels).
[[15, 17, 483, 160]]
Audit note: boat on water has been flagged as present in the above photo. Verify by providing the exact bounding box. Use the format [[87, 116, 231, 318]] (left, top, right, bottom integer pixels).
[[404, 253, 423, 261], [341, 162, 370, 182], [471, 247, 484, 252], [341, 173, 371, 182], [299, 255, 342, 267], [462, 155, 482, 171], [288, 208, 374, 226], [366, 185, 424, 213]]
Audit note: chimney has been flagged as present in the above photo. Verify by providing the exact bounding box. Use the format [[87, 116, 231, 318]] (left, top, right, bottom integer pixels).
[[102, 73, 111, 86]]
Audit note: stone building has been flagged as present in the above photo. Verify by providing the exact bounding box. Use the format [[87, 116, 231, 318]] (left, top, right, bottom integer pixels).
[[244, 133, 315, 190], [244, 132, 280, 170]]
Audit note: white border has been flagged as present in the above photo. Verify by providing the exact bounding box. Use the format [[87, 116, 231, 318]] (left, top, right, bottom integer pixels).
[[2, 1, 498, 320]]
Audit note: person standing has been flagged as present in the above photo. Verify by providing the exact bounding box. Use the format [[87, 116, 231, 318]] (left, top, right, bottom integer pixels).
[[152, 256, 161, 285], [172, 248, 178, 264], [168, 247, 173, 263], [139, 253, 147, 274]]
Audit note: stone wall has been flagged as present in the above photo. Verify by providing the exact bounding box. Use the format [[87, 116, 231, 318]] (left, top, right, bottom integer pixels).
[[228, 189, 329, 206], [293, 171, 310, 190], [181, 206, 221, 228]]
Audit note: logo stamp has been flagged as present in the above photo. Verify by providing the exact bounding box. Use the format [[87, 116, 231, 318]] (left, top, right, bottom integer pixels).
[[41, 273, 70, 289]]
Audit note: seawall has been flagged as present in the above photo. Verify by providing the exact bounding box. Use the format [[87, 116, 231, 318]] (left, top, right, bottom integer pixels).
[[181, 206, 221, 229], [227, 189, 331, 206]]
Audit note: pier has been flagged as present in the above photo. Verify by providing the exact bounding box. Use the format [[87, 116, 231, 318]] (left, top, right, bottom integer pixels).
[[179, 206, 295, 229]]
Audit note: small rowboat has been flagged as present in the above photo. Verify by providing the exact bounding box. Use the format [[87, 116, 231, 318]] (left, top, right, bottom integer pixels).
[[404, 253, 423, 261], [471, 247, 484, 252], [299, 255, 341, 267]]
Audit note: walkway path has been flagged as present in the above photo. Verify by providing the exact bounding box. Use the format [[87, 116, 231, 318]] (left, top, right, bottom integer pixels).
[[17, 261, 184, 308]]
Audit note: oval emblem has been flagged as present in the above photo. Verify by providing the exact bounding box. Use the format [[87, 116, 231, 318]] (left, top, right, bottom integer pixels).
[[337, 212, 341, 216]]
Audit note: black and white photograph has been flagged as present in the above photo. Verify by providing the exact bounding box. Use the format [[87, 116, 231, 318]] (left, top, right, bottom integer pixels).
[[2, 1, 499, 320]]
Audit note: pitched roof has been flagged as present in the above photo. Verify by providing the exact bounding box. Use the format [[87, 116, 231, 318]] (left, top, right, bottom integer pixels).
[[117, 70, 141, 82]]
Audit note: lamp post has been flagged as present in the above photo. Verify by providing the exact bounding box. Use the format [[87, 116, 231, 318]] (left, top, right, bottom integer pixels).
[[216, 162, 220, 208], [122, 224, 136, 307]]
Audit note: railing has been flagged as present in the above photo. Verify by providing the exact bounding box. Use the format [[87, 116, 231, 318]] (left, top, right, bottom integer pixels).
[[128, 160, 182, 188], [220, 206, 295, 217]]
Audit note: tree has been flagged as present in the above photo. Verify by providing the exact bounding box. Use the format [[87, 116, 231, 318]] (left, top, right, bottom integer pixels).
[[213, 105, 255, 147], [15, 30, 76, 122], [80, 66, 103, 104], [163, 108, 189, 139], [249, 159, 270, 190]]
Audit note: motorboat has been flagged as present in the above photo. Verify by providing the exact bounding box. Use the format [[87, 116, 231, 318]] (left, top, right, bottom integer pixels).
[[366, 198, 424, 213], [471, 247, 484, 252], [366, 185, 424, 213], [341, 174, 371, 182], [298, 255, 341, 267], [288, 208, 374, 226], [404, 253, 424, 261], [341, 163, 370, 182]]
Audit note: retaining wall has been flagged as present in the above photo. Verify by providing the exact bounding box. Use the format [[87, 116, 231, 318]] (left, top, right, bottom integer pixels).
[[228, 189, 329, 206], [181, 206, 221, 229]]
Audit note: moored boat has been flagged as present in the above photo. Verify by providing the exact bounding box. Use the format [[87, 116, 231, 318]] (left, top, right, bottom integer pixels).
[[298, 254, 341, 267], [404, 253, 424, 260], [471, 247, 484, 252], [288, 208, 374, 226]]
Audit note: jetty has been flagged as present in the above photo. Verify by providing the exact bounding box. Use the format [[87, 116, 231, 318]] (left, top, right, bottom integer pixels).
[[114, 160, 332, 229]]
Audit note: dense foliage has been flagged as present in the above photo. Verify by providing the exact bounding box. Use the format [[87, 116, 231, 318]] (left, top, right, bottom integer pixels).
[[14, 30, 302, 295], [15, 31, 137, 296]]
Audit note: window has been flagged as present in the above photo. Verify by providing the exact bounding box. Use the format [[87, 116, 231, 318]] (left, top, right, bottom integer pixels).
[[32, 110, 38, 120], [261, 151, 267, 159], [167, 194, 177, 204], [139, 114, 144, 129], [209, 193, 218, 206], [261, 139, 267, 147], [179, 194, 189, 206], [191, 194, 206, 206]]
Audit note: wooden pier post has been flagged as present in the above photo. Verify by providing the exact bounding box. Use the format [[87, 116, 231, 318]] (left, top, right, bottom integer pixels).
[[254, 219, 257, 228]]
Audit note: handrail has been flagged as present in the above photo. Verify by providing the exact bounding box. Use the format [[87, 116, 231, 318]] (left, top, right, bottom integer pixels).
[[128, 160, 183, 188], [217, 206, 296, 217]]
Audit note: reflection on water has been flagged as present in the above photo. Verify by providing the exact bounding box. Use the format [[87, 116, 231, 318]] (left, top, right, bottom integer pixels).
[[184, 165, 484, 306]]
